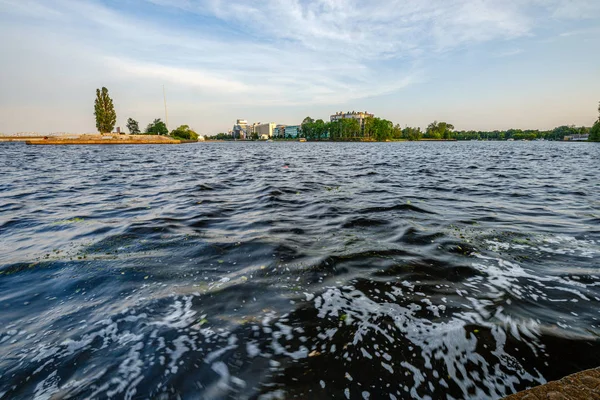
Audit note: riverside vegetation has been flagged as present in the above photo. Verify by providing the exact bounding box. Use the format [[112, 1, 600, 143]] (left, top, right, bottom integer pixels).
[[94, 87, 199, 141], [95, 87, 598, 142], [208, 102, 600, 142]]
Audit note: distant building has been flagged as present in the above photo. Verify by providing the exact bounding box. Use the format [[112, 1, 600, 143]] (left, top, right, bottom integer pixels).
[[564, 134, 589, 141], [255, 122, 277, 138], [330, 111, 374, 134], [274, 124, 286, 139], [246, 122, 259, 139], [277, 125, 301, 139], [232, 119, 248, 139]]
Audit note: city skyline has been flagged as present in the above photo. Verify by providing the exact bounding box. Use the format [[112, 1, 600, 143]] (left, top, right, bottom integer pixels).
[[1, 0, 600, 134]]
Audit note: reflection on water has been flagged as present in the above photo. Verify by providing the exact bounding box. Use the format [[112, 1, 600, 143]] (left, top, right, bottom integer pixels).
[[0, 141, 599, 399]]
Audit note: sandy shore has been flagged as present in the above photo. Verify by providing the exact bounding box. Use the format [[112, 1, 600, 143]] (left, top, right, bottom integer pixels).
[[24, 134, 182, 145]]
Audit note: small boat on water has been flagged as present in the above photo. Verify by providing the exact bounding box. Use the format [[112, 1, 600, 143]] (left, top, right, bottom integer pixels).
[[299, 138, 307, 142]]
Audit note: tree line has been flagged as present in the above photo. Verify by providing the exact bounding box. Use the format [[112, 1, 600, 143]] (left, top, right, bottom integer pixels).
[[299, 116, 449, 141], [93, 87, 198, 140], [298, 113, 600, 142]]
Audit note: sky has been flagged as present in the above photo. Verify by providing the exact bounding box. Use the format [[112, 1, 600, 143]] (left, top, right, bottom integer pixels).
[[0, 0, 599, 134]]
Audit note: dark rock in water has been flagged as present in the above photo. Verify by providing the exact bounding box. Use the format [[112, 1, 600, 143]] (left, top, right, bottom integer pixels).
[[504, 367, 600, 399]]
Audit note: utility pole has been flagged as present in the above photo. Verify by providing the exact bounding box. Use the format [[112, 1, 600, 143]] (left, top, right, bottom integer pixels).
[[163, 85, 169, 133]]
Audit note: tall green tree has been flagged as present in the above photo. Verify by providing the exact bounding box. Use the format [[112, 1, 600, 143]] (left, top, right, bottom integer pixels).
[[94, 87, 117, 133], [301, 117, 315, 139], [363, 116, 375, 139], [313, 119, 327, 140], [145, 118, 168, 135], [126, 118, 140, 134], [329, 120, 341, 140]]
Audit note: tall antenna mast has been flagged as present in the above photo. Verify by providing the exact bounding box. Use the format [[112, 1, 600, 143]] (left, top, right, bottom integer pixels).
[[163, 85, 169, 132]]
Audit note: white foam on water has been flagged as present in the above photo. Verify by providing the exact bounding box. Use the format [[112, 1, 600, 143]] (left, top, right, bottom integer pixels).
[[33, 370, 59, 400], [311, 285, 545, 400]]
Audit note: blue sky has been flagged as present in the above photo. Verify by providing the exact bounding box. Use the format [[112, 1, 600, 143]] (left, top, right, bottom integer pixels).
[[0, 0, 599, 134]]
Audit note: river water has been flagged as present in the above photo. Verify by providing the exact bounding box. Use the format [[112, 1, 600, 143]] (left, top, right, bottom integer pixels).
[[0, 141, 599, 400]]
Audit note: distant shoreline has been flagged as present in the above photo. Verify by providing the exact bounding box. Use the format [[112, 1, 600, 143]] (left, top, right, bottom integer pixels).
[[4, 134, 183, 145], [1, 136, 595, 144]]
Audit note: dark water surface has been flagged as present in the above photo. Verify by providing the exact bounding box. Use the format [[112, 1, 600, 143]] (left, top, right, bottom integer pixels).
[[1, 142, 599, 400]]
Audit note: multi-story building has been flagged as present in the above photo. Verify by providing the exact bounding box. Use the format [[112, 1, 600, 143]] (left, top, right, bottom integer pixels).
[[242, 122, 276, 139], [232, 119, 248, 139], [255, 122, 277, 139], [274, 125, 286, 139], [284, 125, 301, 138], [330, 111, 374, 135], [273, 125, 302, 139], [246, 122, 258, 139]]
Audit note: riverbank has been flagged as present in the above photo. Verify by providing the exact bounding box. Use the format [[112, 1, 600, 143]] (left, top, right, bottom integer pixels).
[[24, 134, 181, 145], [0, 136, 54, 142]]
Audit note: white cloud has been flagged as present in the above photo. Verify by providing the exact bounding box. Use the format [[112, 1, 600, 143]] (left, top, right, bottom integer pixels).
[[494, 48, 525, 58], [110, 57, 251, 93]]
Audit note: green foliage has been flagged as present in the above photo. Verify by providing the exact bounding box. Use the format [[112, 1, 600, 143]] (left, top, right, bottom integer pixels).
[[170, 124, 199, 140], [207, 132, 234, 140], [402, 126, 422, 141], [94, 87, 116, 133], [425, 121, 454, 139], [392, 124, 403, 139], [590, 122, 600, 142], [364, 117, 393, 140], [293, 111, 597, 142], [145, 118, 168, 135], [313, 119, 328, 140], [329, 118, 360, 140], [301, 117, 315, 139], [300, 117, 331, 140], [373, 118, 393, 141], [126, 118, 140, 134]]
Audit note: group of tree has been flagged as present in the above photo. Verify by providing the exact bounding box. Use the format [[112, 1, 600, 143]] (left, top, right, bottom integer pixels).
[[125, 118, 198, 139], [300, 116, 402, 141], [425, 121, 454, 139], [125, 117, 169, 135], [299, 115, 433, 141], [451, 125, 590, 141], [300, 117, 330, 139], [94, 88, 198, 140], [206, 132, 235, 140]]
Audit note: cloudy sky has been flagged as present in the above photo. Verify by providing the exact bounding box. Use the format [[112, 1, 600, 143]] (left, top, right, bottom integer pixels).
[[0, 0, 599, 134]]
